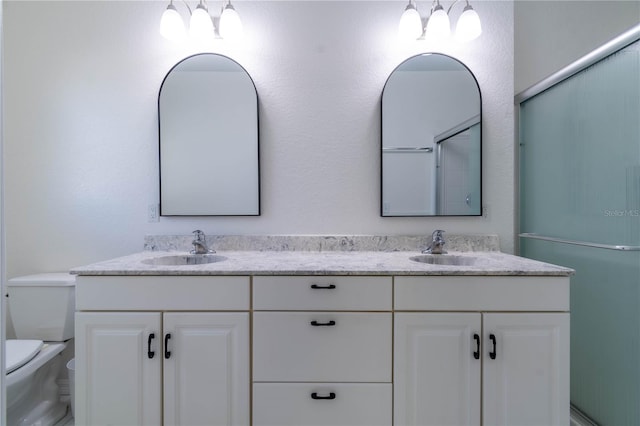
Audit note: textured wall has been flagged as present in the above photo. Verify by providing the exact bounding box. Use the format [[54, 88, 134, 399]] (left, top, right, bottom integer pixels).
[[3, 1, 514, 277], [515, 0, 640, 93]]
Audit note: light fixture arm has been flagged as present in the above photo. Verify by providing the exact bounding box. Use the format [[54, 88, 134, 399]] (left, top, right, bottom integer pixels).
[[446, 0, 466, 15], [425, 0, 434, 16], [167, 0, 214, 18], [427, 0, 444, 16], [170, 0, 193, 16], [421, 0, 477, 19], [183, 0, 192, 16], [220, 0, 235, 14]]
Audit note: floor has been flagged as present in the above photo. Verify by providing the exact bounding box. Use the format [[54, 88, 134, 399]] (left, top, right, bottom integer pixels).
[[55, 412, 74, 426]]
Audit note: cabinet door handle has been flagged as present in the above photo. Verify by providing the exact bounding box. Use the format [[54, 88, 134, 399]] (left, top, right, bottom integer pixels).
[[310, 320, 336, 327], [147, 333, 155, 359], [164, 333, 172, 359], [311, 392, 336, 400], [489, 334, 497, 360], [473, 333, 480, 360], [310, 284, 336, 290]]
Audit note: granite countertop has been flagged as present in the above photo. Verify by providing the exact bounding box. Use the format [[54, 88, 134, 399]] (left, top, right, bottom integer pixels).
[[71, 235, 573, 277], [71, 249, 572, 276]]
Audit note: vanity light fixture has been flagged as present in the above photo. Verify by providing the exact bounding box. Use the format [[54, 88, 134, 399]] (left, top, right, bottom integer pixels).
[[424, 1, 450, 39], [398, 0, 482, 42], [159, 0, 243, 42], [189, 1, 215, 40], [454, 2, 482, 42], [160, 1, 187, 41], [219, 1, 244, 41], [398, 1, 423, 41]]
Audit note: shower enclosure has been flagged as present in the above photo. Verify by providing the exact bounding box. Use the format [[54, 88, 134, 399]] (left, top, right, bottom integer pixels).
[[517, 25, 640, 425]]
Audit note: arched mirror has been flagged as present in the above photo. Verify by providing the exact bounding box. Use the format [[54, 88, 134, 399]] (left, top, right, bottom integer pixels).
[[159, 53, 259, 216], [381, 53, 481, 216]]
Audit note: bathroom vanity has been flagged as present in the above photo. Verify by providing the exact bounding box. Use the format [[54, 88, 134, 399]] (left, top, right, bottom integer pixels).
[[72, 235, 571, 426]]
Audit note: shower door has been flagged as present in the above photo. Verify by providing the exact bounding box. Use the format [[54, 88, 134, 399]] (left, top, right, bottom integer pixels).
[[518, 27, 640, 426]]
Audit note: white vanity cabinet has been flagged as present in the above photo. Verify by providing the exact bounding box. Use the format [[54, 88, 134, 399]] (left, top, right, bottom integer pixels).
[[394, 276, 570, 426], [74, 276, 250, 426], [252, 276, 393, 426], [72, 251, 571, 426]]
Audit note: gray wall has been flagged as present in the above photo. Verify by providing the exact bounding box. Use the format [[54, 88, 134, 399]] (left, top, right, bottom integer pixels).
[[515, 0, 640, 93]]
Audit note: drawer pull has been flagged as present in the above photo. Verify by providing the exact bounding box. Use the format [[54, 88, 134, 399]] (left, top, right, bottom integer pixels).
[[473, 333, 480, 360], [489, 334, 497, 360], [311, 392, 336, 400], [164, 333, 172, 359], [310, 320, 336, 327], [310, 284, 336, 289], [147, 333, 155, 359]]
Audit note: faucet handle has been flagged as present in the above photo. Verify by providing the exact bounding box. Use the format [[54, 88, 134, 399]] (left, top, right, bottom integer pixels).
[[192, 230, 205, 242], [432, 229, 445, 239], [422, 229, 447, 254]]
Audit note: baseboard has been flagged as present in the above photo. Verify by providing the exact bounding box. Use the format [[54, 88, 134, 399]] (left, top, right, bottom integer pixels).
[[571, 404, 598, 426]]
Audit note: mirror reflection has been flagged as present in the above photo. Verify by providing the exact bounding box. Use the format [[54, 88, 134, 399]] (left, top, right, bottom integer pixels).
[[381, 53, 481, 216], [159, 53, 259, 216]]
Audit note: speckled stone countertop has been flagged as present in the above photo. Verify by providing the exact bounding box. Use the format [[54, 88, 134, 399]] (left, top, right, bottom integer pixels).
[[71, 235, 573, 277]]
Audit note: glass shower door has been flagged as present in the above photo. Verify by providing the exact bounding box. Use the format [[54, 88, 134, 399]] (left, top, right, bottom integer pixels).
[[519, 37, 640, 425]]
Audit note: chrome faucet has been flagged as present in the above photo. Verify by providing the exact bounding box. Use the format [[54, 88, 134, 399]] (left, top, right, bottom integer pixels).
[[423, 230, 447, 254], [191, 230, 214, 254]]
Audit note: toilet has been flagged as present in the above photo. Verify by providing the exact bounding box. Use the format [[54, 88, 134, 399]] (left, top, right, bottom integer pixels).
[[6, 273, 76, 426]]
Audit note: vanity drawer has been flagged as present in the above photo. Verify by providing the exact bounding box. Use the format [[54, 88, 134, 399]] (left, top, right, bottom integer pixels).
[[76, 275, 250, 311], [253, 383, 392, 426], [253, 276, 392, 311], [394, 276, 570, 311], [253, 312, 392, 382]]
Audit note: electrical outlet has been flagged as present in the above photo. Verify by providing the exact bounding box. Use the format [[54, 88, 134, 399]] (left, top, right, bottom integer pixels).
[[148, 204, 160, 222]]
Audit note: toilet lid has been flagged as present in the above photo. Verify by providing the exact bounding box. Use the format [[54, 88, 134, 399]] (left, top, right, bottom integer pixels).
[[6, 339, 43, 374]]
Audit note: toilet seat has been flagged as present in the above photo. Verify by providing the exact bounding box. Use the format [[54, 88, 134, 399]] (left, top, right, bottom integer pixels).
[[6, 339, 43, 374]]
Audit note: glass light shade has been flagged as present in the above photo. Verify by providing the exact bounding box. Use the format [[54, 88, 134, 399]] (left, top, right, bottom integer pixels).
[[425, 5, 450, 39], [455, 5, 482, 42], [189, 4, 215, 41], [219, 4, 244, 40], [160, 5, 186, 41], [398, 4, 423, 41]]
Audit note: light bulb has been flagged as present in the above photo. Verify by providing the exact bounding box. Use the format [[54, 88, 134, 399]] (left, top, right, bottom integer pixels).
[[219, 3, 244, 41], [398, 3, 423, 41], [189, 4, 215, 41], [455, 5, 482, 42], [160, 4, 186, 41], [425, 4, 450, 39]]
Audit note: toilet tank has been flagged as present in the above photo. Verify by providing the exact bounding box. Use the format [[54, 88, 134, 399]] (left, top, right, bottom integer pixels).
[[8, 273, 76, 341]]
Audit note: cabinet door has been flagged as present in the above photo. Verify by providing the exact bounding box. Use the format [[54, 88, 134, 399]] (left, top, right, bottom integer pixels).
[[394, 313, 481, 426], [163, 312, 250, 426], [75, 312, 162, 426], [483, 313, 570, 426]]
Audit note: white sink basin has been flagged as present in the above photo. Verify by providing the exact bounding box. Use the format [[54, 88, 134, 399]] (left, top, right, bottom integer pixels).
[[141, 254, 226, 266], [410, 255, 477, 266]]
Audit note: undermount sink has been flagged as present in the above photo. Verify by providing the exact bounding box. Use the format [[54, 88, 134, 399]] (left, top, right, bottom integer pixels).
[[141, 254, 227, 266], [410, 255, 477, 266]]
